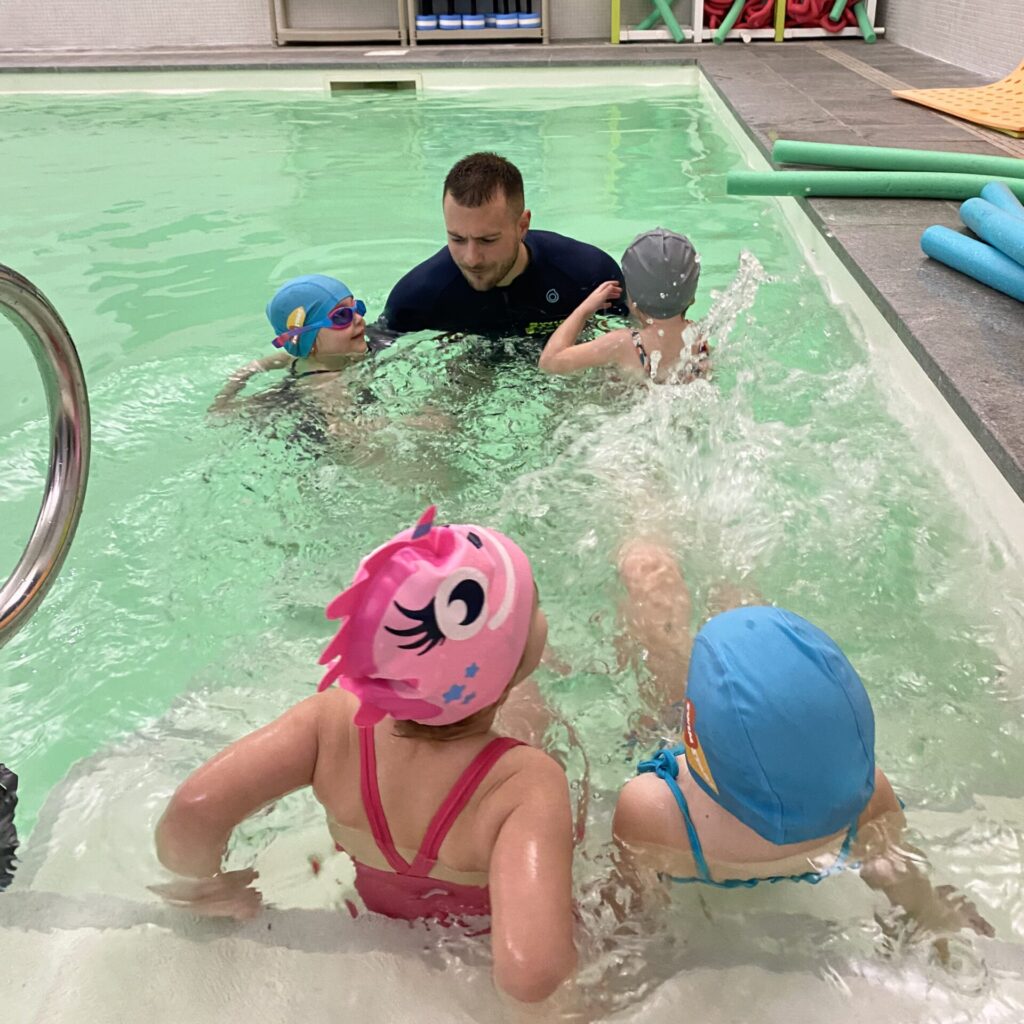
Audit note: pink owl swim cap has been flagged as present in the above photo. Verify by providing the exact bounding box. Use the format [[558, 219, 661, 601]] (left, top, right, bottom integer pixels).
[[317, 507, 535, 727]]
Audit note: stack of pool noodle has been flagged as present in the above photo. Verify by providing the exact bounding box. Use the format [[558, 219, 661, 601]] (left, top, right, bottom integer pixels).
[[726, 140, 1024, 303], [704, 0, 872, 45]]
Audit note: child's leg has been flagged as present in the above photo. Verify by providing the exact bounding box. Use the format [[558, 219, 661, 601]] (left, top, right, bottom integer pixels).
[[616, 538, 693, 712], [703, 578, 763, 623]]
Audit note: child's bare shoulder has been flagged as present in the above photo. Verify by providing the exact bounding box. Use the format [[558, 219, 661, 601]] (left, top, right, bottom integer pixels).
[[613, 770, 698, 856]]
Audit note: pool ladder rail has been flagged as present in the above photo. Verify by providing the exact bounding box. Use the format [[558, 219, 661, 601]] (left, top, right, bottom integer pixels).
[[0, 264, 90, 650]]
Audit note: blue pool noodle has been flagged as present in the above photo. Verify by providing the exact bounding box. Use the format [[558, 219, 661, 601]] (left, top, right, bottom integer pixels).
[[960, 197, 1024, 267], [921, 225, 1024, 303], [980, 181, 1024, 221]]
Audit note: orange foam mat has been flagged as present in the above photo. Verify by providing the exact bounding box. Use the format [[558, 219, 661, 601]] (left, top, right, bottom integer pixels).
[[894, 60, 1024, 138]]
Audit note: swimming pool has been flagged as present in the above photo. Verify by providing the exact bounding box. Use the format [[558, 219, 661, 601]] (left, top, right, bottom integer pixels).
[[2, 66, 1024, 1022]]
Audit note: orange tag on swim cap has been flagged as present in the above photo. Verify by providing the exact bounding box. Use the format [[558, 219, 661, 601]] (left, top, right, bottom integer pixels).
[[683, 699, 718, 794]]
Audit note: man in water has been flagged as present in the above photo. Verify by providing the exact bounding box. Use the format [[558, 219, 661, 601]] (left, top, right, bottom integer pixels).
[[382, 152, 627, 341]]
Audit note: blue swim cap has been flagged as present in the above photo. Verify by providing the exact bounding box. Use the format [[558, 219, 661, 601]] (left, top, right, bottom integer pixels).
[[266, 274, 355, 358], [681, 606, 875, 845]]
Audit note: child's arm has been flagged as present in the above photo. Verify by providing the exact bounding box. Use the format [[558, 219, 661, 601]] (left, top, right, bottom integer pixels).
[[538, 281, 628, 375], [151, 694, 324, 914], [489, 753, 577, 1004], [208, 352, 291, 413], [856, 769, 994, 954]]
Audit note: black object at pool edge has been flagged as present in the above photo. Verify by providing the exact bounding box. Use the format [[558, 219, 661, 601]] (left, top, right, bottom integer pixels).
[[0, 764, 18, 893]]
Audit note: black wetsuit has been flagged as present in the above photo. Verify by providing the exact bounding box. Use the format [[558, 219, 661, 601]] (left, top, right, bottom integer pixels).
[[382, 230, 627, 342]]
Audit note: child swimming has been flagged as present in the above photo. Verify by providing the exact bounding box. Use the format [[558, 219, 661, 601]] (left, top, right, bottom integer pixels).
[[539, 228, 710, 383], [151, 507, 577, 1004], [209, 274, 387, 414], [611, 543, 993, 953]]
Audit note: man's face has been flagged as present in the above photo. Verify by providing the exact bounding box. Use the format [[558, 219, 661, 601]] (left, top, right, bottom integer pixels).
[[443, 191, 530, 291]]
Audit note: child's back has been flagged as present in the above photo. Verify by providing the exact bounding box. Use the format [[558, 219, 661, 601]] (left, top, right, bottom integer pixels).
[[155, 508, 576, 1003], [613, 598, 993, 949], [312, 686, 568, 919], [615, 605, 886, 886]]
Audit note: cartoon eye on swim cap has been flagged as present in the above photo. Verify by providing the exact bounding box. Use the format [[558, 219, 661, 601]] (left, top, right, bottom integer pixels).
[[436, 567, 489, 640], [386, 566, 489, 654]]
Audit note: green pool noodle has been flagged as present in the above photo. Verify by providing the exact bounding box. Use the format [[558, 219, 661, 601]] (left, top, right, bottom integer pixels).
[[727, 170, 1024, 201], [713, 0, 746, 45], [637, 8, 662, 30], [650, 0, 685, 41], [828, 0, 848, 22], [851, 1, 875, 42], [773, 140, 1024, 181]]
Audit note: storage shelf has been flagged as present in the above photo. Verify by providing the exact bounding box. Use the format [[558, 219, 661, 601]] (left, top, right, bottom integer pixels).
[[407, 2, 549, 46], [414, 28, 543, 41], [693, 25, 886, 41], [271, 1, 408, 46]]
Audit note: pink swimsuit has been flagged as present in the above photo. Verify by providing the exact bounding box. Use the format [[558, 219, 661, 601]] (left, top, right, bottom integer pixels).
[[340, 726, 524, 923]]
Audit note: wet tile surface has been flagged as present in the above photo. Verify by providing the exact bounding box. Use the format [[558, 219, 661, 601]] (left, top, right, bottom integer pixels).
[[2, 39, 1022, 497]]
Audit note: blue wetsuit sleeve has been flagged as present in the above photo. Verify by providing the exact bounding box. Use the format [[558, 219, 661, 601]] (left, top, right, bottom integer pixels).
[[381, 280, 424, 335], [382, 254, 446, 335]]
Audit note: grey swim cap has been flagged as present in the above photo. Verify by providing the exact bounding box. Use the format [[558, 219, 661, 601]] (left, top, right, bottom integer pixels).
[[621, 228, 700, 319]]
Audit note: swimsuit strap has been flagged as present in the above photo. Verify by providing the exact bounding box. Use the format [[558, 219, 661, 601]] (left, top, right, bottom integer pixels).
[[630, 329, 652, 376], [408, 737, 525, 875], [637, 746, 712, 882], [358, 725, 413, 873], [289, 358, 340, 381], [358, 728, 524, 876], [638, 746, 865, 890]]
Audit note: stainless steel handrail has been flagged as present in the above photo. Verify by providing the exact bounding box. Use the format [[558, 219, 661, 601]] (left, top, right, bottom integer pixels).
[[0, 265, 90, 649]]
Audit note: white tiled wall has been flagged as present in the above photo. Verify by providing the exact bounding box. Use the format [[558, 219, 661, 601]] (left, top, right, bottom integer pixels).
[[0, 0, 271, 49], [880, 0, 1024, 78], [0, 0, 680, 51], [3, 0, 1019, 67]]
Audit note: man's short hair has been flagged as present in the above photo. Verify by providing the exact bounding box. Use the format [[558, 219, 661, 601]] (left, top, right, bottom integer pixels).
[[443, 152, 525, 214]]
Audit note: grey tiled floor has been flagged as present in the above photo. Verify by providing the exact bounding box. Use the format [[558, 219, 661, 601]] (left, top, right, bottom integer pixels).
[[3, 39, 1022, 496]]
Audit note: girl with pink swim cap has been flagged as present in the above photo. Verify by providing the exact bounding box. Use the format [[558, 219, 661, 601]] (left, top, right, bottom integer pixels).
[[153, 507, 577, 1005]]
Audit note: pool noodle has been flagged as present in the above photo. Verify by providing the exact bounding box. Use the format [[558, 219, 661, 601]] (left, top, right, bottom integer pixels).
[[828, 0, 847, 22], [773, 140, 1024, 180], [960, 197, 1024, 267], [637, 7, 661, 30], [981, 181, 1024, 220], [713, 0, 747, 44], [851, 1, 875, 42], [921, 225, 1024, 302], [650, 0, 686, 41], [728, 170, 1024, 200]]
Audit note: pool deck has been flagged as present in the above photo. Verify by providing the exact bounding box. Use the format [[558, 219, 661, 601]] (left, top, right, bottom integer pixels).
[[3, 40, 1022, 500]]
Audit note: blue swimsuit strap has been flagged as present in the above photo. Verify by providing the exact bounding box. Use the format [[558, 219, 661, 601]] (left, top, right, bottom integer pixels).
[[636, 746, 859, 890], [637, 746, 713, 881]]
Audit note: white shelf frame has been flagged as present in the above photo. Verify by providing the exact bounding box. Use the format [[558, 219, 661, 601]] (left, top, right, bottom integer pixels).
[[270, 0, 408, 45], [407, 1, 550, 46]]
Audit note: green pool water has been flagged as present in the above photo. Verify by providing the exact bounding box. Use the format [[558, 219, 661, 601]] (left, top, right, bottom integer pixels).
[[2, 78, 1023, 1005]]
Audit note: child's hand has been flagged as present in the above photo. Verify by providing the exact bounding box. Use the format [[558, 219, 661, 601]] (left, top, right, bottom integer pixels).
[[579, 281, 623, 317], [930, 884, 995, 938], [149, 867, 262, 920]]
